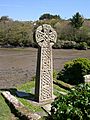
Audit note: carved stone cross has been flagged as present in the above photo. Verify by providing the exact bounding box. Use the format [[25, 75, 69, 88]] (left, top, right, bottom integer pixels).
[[35, 24, 57, 102]]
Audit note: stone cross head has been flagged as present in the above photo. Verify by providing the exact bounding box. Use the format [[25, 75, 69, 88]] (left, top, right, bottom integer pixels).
[[36, 24, 57, 47]]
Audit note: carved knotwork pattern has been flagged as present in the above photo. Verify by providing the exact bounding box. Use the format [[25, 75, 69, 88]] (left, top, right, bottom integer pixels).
[[40, 47, 52, 100], [36, 24, 57, 47], [36, 24, 57, 101]]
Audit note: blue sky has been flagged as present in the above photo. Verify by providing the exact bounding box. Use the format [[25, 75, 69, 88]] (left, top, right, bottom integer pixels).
[[0, 0, 90, 21]]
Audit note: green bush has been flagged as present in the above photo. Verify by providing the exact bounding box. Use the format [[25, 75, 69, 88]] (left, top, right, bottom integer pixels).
[[57, 58, 90, 85], [53, 40, 76, 49], [51, 84, 90, 120], [62, 41, 76, 49], [75, 42, 88, 50]]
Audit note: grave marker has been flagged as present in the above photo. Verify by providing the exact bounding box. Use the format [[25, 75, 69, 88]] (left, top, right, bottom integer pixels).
[[35, 24, 57, 102]]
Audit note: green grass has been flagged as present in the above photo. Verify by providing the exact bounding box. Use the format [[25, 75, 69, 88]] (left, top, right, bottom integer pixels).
[[53, 84, 67, 96], [18, 98, 43, 113], [17, 81, 43, 113], [0, 92, 17, 120], [0, 80, 69, 120], [17, 80, 68, 96], [16, 80, 68, 113], [54, 79, 73, 90], [17, 80, 35, 93]]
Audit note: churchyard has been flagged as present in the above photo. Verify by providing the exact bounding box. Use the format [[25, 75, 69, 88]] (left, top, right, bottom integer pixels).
[[0, 48, 90, 120], [0, 24, 90, 120]]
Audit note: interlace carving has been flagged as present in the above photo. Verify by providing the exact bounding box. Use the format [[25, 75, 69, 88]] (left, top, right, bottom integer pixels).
[[36, 24, 57, 47], [35, 24, 57, 102]]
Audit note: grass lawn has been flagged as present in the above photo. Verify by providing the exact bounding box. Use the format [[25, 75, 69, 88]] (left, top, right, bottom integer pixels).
[[16, 81, 44, 113], [0, 92, 18, 120], [16, 80, 68, 113], [0, 80, 69, 120]]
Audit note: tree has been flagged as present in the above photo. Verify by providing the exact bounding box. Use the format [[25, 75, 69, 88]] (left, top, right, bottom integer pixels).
[[39, 13, 61, 20], [70, 12, 84, 29], [0, 16, 12, 21]]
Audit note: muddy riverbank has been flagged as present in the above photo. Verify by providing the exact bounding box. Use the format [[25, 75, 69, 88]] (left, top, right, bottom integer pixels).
[[0, 48, 90, 88]]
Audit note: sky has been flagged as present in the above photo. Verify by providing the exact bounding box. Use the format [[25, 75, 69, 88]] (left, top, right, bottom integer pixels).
[[0, 0, 90, 21]]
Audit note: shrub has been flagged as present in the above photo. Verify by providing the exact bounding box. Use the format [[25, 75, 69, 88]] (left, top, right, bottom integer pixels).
[[62, 41, 76, 49], [75, 42, 88, 50], [51, 84, 90, 120], [57, 58, 90, 85], [53, 40, 76, 49]]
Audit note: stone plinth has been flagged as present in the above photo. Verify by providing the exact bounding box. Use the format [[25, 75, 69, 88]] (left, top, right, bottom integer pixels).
[[2, 91, 41, 120], [35, 24, 57, 102]]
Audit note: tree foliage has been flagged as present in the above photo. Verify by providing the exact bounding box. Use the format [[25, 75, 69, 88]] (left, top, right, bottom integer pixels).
[[70, 12, 84, 29], [39, 13, 61, 20], [51, 84, 90, 120], [0, 20, 35, 47], [0, 13, 90, 49]]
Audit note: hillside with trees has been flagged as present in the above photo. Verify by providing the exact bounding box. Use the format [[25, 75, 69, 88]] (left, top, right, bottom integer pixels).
[[0, 12, 90, 49]]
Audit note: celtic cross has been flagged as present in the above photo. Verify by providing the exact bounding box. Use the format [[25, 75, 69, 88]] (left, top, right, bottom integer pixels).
[[35, 24, 57, 102]]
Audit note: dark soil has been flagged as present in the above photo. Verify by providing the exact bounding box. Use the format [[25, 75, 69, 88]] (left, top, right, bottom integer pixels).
[[0, 48, 90, 88]]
